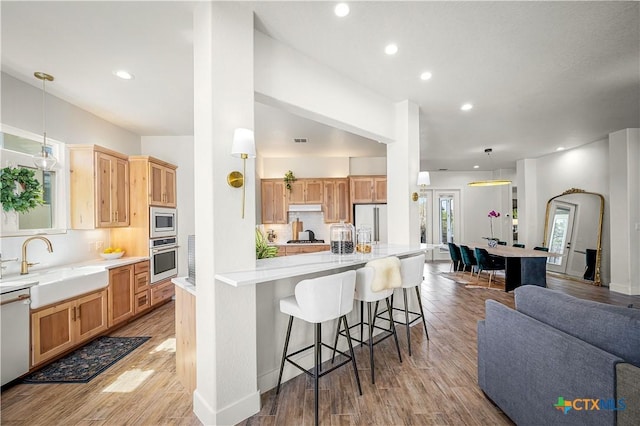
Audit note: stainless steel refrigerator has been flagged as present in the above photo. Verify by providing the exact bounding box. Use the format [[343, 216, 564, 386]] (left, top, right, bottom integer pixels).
[[354, 204, 388, 244]]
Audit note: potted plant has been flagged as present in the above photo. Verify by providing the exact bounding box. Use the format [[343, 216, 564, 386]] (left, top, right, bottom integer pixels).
[[283, 170, 296, 191], [256, 228, 278, 259]]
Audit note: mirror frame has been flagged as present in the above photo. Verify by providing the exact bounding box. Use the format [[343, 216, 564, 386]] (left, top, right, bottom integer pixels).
[[542, 188, 604, 286]]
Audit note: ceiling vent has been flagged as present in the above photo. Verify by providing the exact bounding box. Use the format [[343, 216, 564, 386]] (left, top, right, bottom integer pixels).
[[293, 138, 308, 143]]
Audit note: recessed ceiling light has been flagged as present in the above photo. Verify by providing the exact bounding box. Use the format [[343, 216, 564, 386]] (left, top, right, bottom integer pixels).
[[114, 70, 134, 80], [461, 103, 473, 111], [420, 71, 432, 81], [473, 165, 480, 169], [385, 44, 398, 55], [334, 3, 350, 17], [556, 146, 565, 151]]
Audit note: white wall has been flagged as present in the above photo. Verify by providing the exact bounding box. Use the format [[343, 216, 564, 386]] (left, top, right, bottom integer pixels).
[[1, 72, 140, 154], [141, 136, 194, 278], [427, 171, 513, 243], [532, 139, 611, 285], [1, 73, 140, 273], [350, 157, 386, 175], [260, 157, 349, 178], [254, 31, 395, 144]]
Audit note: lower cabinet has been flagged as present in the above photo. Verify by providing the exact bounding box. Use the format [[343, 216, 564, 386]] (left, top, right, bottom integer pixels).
[[108, 264, 135, 327], [133, 261, 150, 314], [151, 278, 175, 306], [31, 289, 108, 367]]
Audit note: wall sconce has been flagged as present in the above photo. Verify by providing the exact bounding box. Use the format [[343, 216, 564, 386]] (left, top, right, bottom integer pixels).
[[412, 171, 431, 201], [228, 128, 256, 218]]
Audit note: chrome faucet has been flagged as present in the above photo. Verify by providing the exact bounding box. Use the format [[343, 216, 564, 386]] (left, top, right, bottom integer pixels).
[[20, 236, 54, 275]]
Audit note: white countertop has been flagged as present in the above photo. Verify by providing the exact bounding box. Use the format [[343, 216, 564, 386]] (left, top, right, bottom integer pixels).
[[172, 276, 196, 296], [0, 256, 149, 301], [215, 244, 430, 287]]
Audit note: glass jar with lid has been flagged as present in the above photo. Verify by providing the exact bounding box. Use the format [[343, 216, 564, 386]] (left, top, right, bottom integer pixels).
[[356, 226, 372, 253], [330, 221, 355, 254]]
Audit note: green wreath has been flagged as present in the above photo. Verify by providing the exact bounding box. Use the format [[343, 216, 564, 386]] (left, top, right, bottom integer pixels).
[[0, 166, 44, 213]]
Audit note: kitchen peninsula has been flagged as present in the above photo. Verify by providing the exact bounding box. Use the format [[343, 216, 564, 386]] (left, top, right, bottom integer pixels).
[[212, 244, 428, 391]]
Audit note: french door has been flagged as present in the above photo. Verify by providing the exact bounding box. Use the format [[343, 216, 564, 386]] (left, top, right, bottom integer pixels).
[[419, 190, 461, 261]]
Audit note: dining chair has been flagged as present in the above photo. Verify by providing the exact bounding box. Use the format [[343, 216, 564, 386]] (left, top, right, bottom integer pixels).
[[497, 241, 507, 246], [459, 245, 478, 278], [474, 247, 505, 287], [533, 246, 549, 252], [447, 242, 462, 273], [513, 243, 525, 248]]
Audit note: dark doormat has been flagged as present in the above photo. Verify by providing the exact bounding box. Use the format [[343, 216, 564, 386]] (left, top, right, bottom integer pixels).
[[23, 336, 151, 384]]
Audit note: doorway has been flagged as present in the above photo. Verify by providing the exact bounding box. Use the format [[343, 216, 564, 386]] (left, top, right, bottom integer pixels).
[[419, 190, 461, 261]]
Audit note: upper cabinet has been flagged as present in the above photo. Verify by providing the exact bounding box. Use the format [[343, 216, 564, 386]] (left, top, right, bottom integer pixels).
[[323, 179, 350, 223], [261, 179, 287, 224], [149, 161, 177, 207], [349, 176, 387, 203], [70, 145, 129, 229], [288, 179, 323, 204]]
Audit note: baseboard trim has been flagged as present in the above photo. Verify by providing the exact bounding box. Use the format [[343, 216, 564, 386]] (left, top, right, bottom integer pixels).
[[610, 282, 639, 295], [193, 388, 260, 425]]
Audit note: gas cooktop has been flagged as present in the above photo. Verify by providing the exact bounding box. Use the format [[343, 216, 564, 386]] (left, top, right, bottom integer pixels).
[[286, 239, 325, 244]]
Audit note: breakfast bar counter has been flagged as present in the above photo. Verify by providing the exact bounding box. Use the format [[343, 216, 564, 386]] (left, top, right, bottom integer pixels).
[[211, 244, 430, 393], [215, 244, 428, 287]]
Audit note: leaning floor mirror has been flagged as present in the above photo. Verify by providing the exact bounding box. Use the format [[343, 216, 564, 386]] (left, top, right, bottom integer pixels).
[[542, 188, 604, 286]]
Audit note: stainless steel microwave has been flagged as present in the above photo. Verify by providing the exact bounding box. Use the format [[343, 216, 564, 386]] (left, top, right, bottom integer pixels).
[[150, 207, 177, 238]]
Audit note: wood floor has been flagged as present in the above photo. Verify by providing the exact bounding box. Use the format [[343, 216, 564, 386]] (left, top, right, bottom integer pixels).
[[2, 262, 638, 425]]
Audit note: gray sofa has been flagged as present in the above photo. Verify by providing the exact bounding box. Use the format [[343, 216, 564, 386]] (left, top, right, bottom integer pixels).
[[478, 285, 640, 425]]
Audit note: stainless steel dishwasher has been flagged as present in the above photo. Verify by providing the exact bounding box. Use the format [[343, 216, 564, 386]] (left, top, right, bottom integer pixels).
[[1, 286, 32, 386]]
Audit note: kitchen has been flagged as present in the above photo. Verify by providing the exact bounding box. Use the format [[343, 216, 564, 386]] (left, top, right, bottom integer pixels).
[[1, 2, 638, 425]]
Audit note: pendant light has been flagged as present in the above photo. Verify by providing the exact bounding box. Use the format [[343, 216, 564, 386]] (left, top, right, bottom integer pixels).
[[468, 148, 511, 186], [32, 72, 57, 171]]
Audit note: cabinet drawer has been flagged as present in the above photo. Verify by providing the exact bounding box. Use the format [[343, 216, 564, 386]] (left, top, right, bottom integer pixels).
[[134, 291, 150, 314], [151, 280, 175, 306], [134, 271, 150, 293], [134, 261, 150, 275]]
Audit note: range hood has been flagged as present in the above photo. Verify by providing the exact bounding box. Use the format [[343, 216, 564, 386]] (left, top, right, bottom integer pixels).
[[288, 204, 322, 212]]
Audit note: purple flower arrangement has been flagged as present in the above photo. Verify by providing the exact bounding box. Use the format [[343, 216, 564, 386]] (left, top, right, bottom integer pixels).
[[488, 210, 501, 240]]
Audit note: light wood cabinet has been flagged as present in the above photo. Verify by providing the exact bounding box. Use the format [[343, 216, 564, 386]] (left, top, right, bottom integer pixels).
[[151, 278, 175, 306], [133, 261, 150, 314], [175, 285, 196, 394], [323, 179, 350, 223], [349, 176, 387, 204], [111, 157, 178, 257], [69, 145, 129, 229], [108, 264, 135, 327], [31, 289, 107, 366], [261, 179, 288, 224], [288, 179, 323, 204], [149, 162, 177, 207]]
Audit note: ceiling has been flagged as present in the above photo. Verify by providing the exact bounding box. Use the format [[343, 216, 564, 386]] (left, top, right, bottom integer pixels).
[[2, 1, 638, 171]]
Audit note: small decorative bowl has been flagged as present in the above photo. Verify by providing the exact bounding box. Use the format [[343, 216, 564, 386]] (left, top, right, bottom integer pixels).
[[100, 251, 125, 260]]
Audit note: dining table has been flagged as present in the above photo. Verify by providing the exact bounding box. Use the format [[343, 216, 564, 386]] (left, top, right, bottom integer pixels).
[[465, 243, 561, 292]]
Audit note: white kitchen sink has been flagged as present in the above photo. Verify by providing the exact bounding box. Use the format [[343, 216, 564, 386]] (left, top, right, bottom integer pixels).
[[25, 265, 109, 309]]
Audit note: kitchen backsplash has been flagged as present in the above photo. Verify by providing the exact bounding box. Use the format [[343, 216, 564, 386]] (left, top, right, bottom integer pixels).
[[262, 211, 332, 243]]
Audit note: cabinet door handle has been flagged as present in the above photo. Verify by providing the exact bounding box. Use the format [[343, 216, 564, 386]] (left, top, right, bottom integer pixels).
[[72, 306, 77, 321]]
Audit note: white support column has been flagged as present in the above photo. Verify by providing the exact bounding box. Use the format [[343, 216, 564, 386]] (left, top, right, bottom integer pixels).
[[193, 3, 260, 424], [516, 158, 539, 248], [608, 128, 640, 295], [387, 100, 420, 245]]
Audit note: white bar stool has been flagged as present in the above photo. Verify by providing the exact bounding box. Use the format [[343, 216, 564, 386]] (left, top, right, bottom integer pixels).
[[377, 254, 429, 356], [331, 265, 403, 384], [276, 270, 362, 426]]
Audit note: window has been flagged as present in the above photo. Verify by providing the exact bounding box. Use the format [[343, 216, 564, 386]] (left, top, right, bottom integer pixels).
[[0, 125, 67, 236]]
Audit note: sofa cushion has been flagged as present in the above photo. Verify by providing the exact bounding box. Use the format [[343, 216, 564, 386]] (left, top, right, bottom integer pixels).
[[514, 286, 640, 367], [480, 300, 622, 426]]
